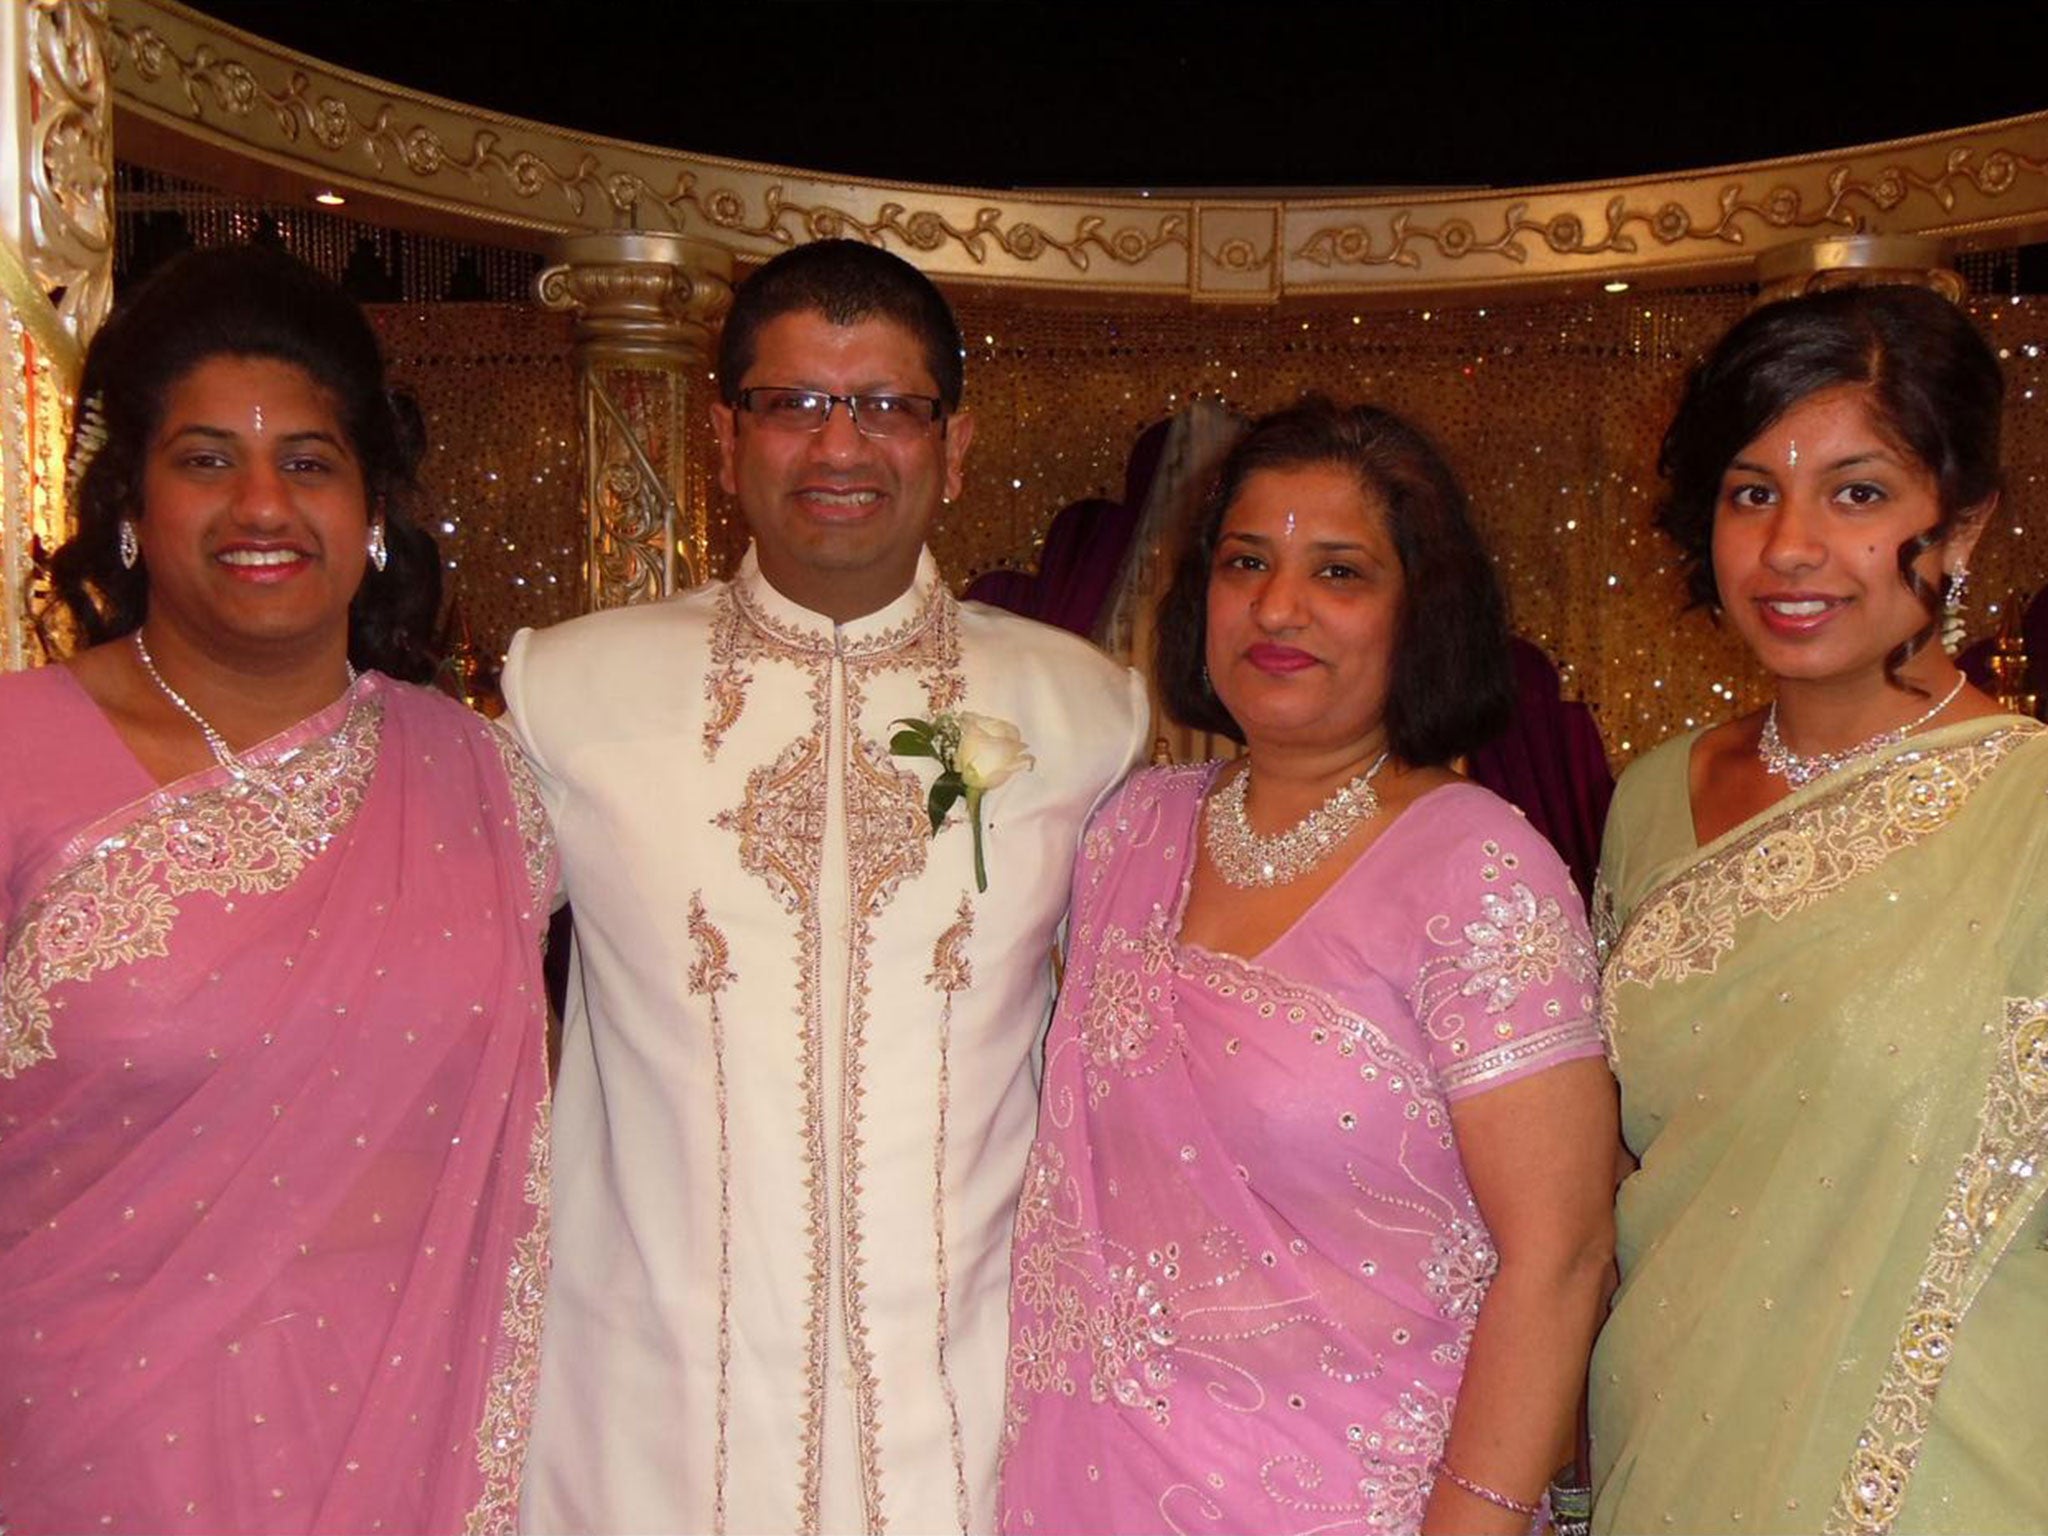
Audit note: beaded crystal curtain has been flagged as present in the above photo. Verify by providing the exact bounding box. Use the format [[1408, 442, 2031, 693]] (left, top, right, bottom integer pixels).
[[352, 288, 2046, 764], [107, 167, 2047, 763]]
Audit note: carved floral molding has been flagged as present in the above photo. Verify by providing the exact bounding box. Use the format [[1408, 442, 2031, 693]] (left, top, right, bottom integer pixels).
[[107, 0, 2048, 302]]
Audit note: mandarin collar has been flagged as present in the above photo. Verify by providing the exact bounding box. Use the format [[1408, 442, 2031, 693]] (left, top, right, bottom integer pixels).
[[732, 544, 945, 658]]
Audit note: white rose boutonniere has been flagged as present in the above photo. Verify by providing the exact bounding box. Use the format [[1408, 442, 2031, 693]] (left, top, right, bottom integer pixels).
[[890, 709, 1035, 892]]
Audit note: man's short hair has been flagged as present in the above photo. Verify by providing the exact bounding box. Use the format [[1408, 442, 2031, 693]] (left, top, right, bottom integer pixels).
[[716, 239, 966, 411]]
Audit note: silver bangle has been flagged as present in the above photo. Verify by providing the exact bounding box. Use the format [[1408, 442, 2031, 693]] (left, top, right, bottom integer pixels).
[[1433, 1459, 1541, 1519]]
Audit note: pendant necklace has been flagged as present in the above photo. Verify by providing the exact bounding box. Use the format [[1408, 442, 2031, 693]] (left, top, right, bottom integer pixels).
[[1756, 673, 1965, 789], [1206, 750, 1391, 888], [133, 629, 355, 784]]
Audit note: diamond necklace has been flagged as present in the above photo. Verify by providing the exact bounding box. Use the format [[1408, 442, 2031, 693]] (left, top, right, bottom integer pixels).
[[1205, 751, 1391, 888], [1756, 673, 1966, 789], [132, 629, 355, 781]]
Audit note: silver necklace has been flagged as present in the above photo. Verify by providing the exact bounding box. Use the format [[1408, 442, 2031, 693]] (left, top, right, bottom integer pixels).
[[132, 630, 355, 781], [1205, 751, 1390, 888], [1756, 673, 1965, 788]]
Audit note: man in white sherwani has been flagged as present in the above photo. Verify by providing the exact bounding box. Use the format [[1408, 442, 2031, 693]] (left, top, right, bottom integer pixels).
[[506, 241, 1148, 1534]]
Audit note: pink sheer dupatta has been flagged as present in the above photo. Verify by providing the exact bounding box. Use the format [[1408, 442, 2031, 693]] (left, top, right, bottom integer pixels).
[[999, 766, 1603, 1534], [0, 674, 555, 1535]]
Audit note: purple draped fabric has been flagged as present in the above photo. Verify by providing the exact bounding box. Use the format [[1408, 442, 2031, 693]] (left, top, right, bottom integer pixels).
[[966, 496, 1141, 638], [965, 419, 1171, 640], [1464, 638, 1614, 908]]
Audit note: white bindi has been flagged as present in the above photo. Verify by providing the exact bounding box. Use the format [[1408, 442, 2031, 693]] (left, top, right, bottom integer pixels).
[[1786, 440, 1798, 470], [1282, 510, 1296, 540], [251, 403, 264, 435]]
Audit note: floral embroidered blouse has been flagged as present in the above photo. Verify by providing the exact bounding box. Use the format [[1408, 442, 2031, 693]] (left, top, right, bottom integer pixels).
[[998, 765, 1604, 1534]]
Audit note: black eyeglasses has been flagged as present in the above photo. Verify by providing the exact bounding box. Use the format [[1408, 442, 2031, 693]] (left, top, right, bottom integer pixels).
[[734, 386, 946, 441]]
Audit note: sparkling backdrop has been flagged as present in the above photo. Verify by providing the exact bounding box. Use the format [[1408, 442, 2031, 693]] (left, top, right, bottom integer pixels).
[[363, 288, 2046, 765]]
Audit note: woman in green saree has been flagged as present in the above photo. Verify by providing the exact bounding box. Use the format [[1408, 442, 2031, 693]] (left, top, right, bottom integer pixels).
[[1591, 284, 2048, 1536]]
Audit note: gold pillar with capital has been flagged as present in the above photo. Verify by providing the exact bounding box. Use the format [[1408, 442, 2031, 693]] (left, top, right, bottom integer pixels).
[[536, 231, 733, 610], [1754, 234, 1964, 305], [1, 0, 113, 671]]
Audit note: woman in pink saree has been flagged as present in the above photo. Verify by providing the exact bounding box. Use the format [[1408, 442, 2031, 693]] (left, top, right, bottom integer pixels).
[[999, 401, 1617, 1533], [0, 248, 554, 1534]]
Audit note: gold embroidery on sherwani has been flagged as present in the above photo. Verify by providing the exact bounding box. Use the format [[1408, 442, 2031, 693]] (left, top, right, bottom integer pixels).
[[717, 703, 835, 1530], [1825, 993, 2048, 1536], [704, 574, 967, 763], [926, 898, 977, 1535], [688, 893, 739, 1535], [702, 588, 757, 760], [712, 574, 965, 1533], [465, 1099, 551, 1536], [1602, 731, 2033, 1064], [2, 696, 382, 1077]]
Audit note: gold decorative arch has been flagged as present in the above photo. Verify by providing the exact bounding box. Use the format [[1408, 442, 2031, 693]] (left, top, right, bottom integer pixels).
[[107, 0, 2048, 303]]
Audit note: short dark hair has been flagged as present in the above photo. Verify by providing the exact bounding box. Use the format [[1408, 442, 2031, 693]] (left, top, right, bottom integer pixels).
[[715, 239, 966, 410], [45, 244, 441, 681], [1155, 396, 1513, 766], [1657, 284, 2003, 685]]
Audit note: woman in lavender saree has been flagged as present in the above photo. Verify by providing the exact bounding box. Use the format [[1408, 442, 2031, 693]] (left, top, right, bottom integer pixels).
[[0, 248, 554, 1534], [1591, 285, 2048, 1534], [999, 400, 1617, 1534]]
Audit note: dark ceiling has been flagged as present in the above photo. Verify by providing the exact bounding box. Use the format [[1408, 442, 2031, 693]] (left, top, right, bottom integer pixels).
[[184, 2, 2048, 193]]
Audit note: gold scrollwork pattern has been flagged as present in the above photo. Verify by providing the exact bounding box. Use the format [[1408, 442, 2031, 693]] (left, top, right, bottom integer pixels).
[[5, 2, 112, 670], [1292, 142, 2048, 279], [1824, 993, 2048, 1535], [25, 0, 114, 346], [580, 372, 677, 610], [109, 2, 2047, 302], [107, 3, 1187, 283]]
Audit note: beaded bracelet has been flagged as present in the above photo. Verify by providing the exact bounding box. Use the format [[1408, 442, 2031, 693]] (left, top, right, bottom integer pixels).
[[1432, 1459, 1541, 1519]]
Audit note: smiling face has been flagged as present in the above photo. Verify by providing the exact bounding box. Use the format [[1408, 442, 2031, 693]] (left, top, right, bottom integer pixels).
[[1205, 462, 1405, 759], [1711, 384, 1983, 692], [711, 310, 974, 622], [136, 354, 371, 666]]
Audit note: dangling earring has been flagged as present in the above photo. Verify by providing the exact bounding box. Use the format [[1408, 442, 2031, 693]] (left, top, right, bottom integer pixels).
[[366, 520, 388, 573], [118, 519, 139, 571], [1941, 567, 1969, 654]]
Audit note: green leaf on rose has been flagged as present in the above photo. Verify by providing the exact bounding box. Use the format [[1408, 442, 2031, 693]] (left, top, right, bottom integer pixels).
[[927, 775, 965, 833], [891, 729, 939, 758]]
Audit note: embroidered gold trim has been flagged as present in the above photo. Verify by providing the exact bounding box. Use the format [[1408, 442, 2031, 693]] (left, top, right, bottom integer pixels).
[[1603, 732, 2036, 1063], [463, 1096, 552, 1535], [709, 568, 970, 1529], [2, 696, 382, 1077], [688, 893, 738, 1535], [927, 898, 977, 1534], [483, 723, 559, 915], [701, 585, 756, 760], [1824, 993, 2048, 1535], [702, 574, 966, 759]]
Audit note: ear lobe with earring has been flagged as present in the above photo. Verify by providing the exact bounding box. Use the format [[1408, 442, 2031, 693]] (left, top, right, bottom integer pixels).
[[367, 520, 389, 573], [1941, 566, 1969, 654], [118, 519, 139, 571]]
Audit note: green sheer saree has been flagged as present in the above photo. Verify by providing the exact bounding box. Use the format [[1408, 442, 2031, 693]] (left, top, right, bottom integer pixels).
[[1591, 719, 2048, 1536]]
